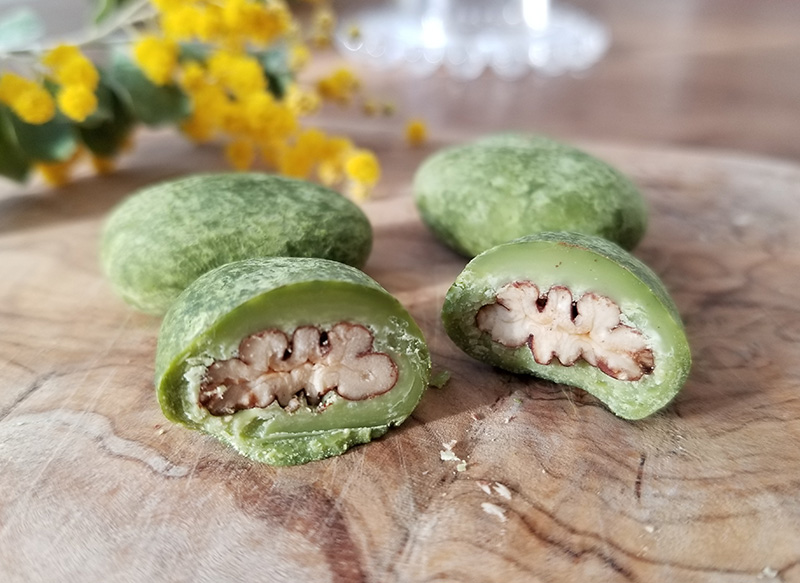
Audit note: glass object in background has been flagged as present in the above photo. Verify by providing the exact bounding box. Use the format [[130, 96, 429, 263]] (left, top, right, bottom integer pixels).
[[335, 0, 610, 80]]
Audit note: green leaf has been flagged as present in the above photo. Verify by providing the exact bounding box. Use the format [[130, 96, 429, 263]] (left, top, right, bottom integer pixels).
[[0, 106, 31, 182], [79, 72, 119, 128], [0, 7, 44, 51], [178, 42, 211, 63], [257, 47, 293, 100], [78, 80, 135, 157], [9, 110, 79, 163], [109, 50, 191, 126]]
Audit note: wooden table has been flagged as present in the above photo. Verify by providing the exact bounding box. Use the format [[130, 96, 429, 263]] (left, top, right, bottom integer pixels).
[[2, 2, 800, 582]]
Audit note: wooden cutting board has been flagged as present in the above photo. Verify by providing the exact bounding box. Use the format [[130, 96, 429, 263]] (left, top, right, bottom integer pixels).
[[1, 127, 799, 583]]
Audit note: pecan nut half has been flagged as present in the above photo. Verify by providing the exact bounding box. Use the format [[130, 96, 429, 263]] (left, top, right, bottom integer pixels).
[[200, 323, 399, 415], [477, 282, 654, 381]]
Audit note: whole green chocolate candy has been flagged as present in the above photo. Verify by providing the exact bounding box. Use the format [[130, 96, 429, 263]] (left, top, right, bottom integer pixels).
[[101, 173, 372, 315], [155, 257, 431, 465], [442, 232, 691, 420], [413, 134, 647, 257]]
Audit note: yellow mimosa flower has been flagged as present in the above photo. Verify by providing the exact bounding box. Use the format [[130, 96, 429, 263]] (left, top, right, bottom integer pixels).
[[57, 84, 98, 122], [405, 118, 428, 147], [133, 36, 178, 86]]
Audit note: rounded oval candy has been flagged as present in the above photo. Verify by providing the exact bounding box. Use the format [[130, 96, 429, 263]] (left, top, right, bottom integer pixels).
[[413, 134, 648, 257], [442, 232, 691, 420], [101, 173, 372, 314], [156, 256, 431, 465]]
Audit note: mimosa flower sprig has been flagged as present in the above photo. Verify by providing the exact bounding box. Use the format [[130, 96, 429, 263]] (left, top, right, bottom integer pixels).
[[0, 0, 381, 199]]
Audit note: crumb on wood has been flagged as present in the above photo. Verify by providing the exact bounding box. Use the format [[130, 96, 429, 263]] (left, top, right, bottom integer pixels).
[[440, 439, 469, 470], [477, 480, 512, 499], [758, 567, 780, 580], [440, 440, 459, 461], [492, 482, 511, 500], [477, 480, 493, 495], [481, 502, 507, 522], [440, 449, 459, 462], [429, 369, 451, 389]]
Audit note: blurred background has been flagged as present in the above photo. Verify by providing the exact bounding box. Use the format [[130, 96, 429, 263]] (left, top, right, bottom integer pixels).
[[327, 0, 800, 161], [3, 0, 799, 161]]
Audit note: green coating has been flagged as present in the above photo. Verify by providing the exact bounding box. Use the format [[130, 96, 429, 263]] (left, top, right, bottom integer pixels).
[[442, 232, 691, 420], [155, 257, 431, 465], [101, 172, 373, 315], [413, 134, 648, 257]]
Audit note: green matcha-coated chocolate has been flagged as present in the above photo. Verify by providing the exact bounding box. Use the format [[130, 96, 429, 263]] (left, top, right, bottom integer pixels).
[[101, 173, 372, 315], [156, 257, 431, 465], [442, 232, 691, 420], [413, 134, 647, 257]]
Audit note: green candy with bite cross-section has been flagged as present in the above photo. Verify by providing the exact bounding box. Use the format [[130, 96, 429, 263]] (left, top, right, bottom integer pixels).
[[442, 232, 691, 420], [155, 256, 431, 466]]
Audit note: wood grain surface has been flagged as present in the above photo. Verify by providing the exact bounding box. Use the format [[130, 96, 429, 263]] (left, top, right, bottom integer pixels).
[[1, 127, 800, 583]]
